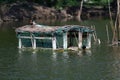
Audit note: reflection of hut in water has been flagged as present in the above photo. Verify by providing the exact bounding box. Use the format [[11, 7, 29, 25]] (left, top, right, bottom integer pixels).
[[15, 24, 94, 50]]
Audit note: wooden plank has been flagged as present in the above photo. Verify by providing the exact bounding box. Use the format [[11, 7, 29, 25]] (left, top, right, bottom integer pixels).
[[18, 36, 32, 39], [33, 38, 36, 49], [52, 37, 57, 50], [63, 32, 68, 49], [18, 36, 52, 40], [78, 31, 82, 49], [18, 38, 22, 49], [34, 37, 52, 40], [86, 34, 92, 49]]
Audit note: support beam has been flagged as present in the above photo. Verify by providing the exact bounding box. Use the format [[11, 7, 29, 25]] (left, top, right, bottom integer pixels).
[[18, 38, 22, 49], [63, 32, 68, 49], [78, 31, 82, 49], [33, 38, 36, 49], [52, 37, 57, 50], [86, 34, 92, 49]]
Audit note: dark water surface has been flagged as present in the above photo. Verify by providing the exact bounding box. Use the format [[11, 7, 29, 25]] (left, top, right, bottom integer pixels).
[[0, 19, 120, 80]]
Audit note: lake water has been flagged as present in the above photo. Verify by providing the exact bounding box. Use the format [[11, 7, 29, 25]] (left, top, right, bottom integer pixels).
[[0, 19, 120, 80]]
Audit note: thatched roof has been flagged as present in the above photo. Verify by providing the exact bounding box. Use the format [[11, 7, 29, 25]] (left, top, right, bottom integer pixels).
[[15, 25, 58, 32], [15, 24, 94, 35]]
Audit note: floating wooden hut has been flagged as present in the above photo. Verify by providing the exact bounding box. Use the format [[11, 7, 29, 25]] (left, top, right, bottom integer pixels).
[[15, 24, 94, 50]]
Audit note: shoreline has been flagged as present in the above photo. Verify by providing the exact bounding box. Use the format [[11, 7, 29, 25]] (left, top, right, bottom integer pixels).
[[0, 2, 116, 23]]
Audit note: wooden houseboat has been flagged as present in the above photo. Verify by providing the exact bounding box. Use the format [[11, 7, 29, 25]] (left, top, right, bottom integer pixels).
[[15, 24, 94, 50]]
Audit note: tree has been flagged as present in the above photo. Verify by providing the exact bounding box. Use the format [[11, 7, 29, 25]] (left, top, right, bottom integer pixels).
[[110, 0, 120, 45], [76, 0, 83, 21], [117, 0, 120, 40]]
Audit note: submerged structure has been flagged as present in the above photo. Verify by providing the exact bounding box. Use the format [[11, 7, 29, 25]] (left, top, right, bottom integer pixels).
[[15, 24, 94, 50]]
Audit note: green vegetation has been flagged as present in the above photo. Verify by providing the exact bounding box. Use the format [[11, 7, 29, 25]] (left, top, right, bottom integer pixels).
[[84, 0, 113, 5], [0, 0, 114, 8]]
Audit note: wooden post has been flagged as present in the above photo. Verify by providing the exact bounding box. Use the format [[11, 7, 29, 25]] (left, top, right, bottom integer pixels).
[[63, 32, 68, 49], [33, 38, 36, 49], [78, 31, 82, 49], [18, 37, 22, 49], [52, 36, 57, 50], [86, 33, 92, 49]]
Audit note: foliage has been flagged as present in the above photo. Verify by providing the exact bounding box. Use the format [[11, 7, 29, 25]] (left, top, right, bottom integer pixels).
[[0, 0, 114, 8], [84, 0, 113, 5]]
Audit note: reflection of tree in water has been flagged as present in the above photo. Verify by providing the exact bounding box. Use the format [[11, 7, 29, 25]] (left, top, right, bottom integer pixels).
[[111, 0, 120, 45]]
